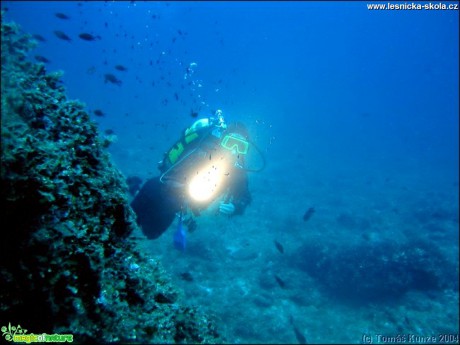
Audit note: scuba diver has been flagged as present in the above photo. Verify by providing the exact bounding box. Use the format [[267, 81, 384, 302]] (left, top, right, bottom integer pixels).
[[131, 110, 262, 246]]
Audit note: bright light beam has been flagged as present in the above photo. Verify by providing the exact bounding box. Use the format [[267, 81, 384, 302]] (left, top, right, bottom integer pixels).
[[188, 160, 228, 202]]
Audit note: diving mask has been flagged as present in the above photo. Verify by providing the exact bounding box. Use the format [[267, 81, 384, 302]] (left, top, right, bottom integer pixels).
[[220, 133, 249, 155]]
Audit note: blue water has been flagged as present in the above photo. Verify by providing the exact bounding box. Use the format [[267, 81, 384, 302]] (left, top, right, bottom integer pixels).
[[3, 1, 459, 343]]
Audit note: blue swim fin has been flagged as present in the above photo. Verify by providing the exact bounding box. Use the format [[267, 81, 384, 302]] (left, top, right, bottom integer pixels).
[[173, 212, 186, 251]]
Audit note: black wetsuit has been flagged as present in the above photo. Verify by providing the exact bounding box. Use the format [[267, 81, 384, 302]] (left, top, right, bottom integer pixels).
[[131, 125, 252, 240]]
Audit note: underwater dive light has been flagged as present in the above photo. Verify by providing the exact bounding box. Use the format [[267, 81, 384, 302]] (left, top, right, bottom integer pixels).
[[188, 159, 229, 202]]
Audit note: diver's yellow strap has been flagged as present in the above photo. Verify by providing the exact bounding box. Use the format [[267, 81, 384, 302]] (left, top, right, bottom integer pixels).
[[168, 142, 184, 164], [185, 132, 199, 144], [166, 118, 213, 165]]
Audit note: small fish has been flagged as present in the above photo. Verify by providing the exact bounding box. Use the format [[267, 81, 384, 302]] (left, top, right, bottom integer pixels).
[[173, 213, 186, 251], [104, 129, 114, 135], [289, 316, 308, 344], [190, 109, 199, 118], [274, 275, 286, 289], [274, 240, 284, 254], [93, 109, 105, 117], [79, 33, 101, 41], [53, 30, 71, 42], [303, 207, 315, 222], [34, 55, 50, 63], [179, 272, 193, 282], [174, 92, 179, 101], [114, 64, 127, 71], [32, 34, 46, 42], [104, 73, 122, 86], [55, 12, 70, 20], [293, 326, 307, 344]]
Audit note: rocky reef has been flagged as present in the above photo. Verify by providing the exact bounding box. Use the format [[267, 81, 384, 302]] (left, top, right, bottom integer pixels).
[[294, 237, 458, 304], [0, 14, 220, 343]]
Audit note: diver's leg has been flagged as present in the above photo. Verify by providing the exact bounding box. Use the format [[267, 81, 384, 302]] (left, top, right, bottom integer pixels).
[[130, 176, 179, 239]]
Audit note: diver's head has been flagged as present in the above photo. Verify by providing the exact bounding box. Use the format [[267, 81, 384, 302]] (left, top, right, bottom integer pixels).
[[220, 122, 250, 156], [225, 122, 249, 140]]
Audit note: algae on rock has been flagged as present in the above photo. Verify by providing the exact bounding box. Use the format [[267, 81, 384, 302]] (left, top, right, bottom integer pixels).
[[0, 13, 221, 344]]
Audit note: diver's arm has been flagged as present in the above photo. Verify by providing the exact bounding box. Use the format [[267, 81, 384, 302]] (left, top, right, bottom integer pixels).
[[221, 171, 252, 215], [232, 178, 252, 215]]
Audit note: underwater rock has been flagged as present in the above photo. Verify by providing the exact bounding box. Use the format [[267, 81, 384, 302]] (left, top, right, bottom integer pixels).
[[293, 238, 457, 304], [0, 13, 221, 343]]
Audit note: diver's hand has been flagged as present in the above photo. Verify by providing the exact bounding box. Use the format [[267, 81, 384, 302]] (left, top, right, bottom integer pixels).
[[219, 202, 235, 215]]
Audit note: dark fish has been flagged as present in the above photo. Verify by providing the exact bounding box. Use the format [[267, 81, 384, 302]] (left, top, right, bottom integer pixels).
[[274, 240, 284, 254], [274, 275, 286, 289], [179, 272, 194, 282], [53, 30, 71, 42], [303, 207, 315, 222], [114, 64, 127, 71], [190, 110, 198, 118], [93, 109, 105, 117], [34, 55, 50, 63], [293, 325, 308, 344], [32, 34, 46, 42], [55, 12, 70, 20], [289, 316, 308, 344], [174, 92, 179, 101], [104, 73, 122, 86], [79, 33, 101, 41], [104, 129, 114, 135]]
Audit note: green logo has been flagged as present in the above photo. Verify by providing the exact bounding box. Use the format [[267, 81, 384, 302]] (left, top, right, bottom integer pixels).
[[1, 323, 73, 343], [1, 323, 27, 341]]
